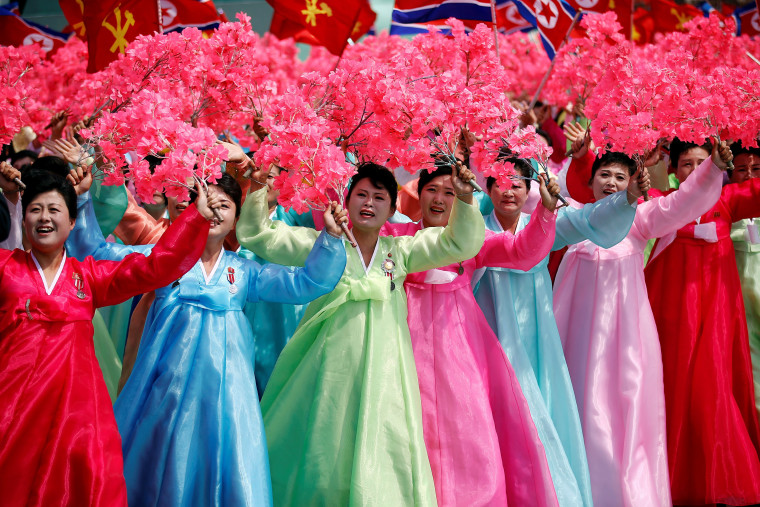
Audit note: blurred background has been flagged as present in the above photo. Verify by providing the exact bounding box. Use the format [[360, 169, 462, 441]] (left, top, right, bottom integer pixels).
[[1, 0, 396, 35]]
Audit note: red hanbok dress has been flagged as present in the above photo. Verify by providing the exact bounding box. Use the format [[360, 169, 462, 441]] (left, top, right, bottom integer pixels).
[[0, 205, 208, 506], [644, 177, 760, 505]]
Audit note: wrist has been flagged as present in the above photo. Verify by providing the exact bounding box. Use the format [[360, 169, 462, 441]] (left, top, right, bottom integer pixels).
[[326, 228, 342, 239]]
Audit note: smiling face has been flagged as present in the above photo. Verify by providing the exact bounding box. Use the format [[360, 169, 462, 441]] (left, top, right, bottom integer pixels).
[[591, 163, 631, 201], [206, 185, 237, 241], [23, 190, 75, 254], [730, 153, 760, 184], [347, 178, 395, 232], [488, 177, 529, 222], [419, 175, 456, 228], [676, 146, 710, 184]]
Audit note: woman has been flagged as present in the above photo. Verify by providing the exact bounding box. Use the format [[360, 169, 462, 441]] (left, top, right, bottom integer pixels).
[[66, 170, 348, 506], [237, 162, 485, 505], [383, 164, 562, 506], [553, 146, 730, 506], [0, 168, 211, 506], [644, 138, 760, 505], [474, 159, 643, 507]]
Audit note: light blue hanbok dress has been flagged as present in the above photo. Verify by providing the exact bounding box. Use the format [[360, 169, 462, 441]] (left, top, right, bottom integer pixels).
[[240, 205, 314, 397], [66, 192, 347, 506], [473, 191, 637, 507]]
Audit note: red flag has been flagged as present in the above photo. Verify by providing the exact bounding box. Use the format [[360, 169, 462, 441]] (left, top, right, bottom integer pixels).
[[82, 0, 162, 73], [0, 7, 71, 55], [59, 0, 86, 38], [495, 1, 533, 33], [160, 0, 221, 33], [647, 0, 703, 35], [735, 2, 760, 37], [267, 0, 376, 55]]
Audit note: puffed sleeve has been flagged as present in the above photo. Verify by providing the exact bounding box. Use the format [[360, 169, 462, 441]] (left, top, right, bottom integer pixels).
[[236, 187, 319, 267], [475, 203, 556, 270], [87, 204, 208, 308], [247, 229, 346, 304], [553, 191, 636, 250], [66, 191, 152, 262]]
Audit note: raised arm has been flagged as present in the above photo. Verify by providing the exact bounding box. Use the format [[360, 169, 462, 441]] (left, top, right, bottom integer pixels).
[[475, 204, 556, 270], [403, 197, 486, 274], [249, 229, 346, 304], [236, 186, 319, 267], [553, 191, 636, 250], [635, 157, 724, 240], [113, 188, 168, 245], [66, 191, 152, 262], [88, 204, 209, 308]]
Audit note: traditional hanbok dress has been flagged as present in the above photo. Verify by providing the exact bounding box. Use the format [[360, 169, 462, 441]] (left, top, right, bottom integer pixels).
[[644, 176, 760, 505], [0, 205, 208, 506], [67, 191, 347, 506], [239, 205, 315, 397], [553, 158, 725, 506], [474, 191, 638, 507], [732, 217, 760, 420], [384, 203, 561, 506], [237, 187, 485, 506]]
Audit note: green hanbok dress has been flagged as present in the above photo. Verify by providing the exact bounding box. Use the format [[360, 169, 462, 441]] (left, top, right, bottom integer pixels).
[[237, 187, 486, 506], [732, 218, 760, 418]]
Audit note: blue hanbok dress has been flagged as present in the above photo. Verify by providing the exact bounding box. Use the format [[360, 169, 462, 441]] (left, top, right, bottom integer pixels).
[[240, 205, 314, 397], [473, 191, 637, 507], [66, 192, 347, 506]]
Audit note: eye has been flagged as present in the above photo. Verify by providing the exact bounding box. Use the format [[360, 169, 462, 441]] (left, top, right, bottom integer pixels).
[[445, 190, 455, 196]]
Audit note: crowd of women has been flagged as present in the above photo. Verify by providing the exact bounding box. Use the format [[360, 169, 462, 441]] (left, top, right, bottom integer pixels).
[[0, 103, 759, 507]]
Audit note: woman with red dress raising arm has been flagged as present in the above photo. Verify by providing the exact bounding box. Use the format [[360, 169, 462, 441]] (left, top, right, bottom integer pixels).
[[0, 168, 216, 506]]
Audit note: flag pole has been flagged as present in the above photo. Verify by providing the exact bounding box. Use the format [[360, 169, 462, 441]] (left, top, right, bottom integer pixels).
[[490, 0, 501, 65], [528, 8, 582, 110]]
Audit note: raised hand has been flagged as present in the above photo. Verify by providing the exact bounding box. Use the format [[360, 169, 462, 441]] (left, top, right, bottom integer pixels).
[[246, 163, 269, 194], [48, 109, 70, 139], [66, 165, 94, 196], [48, 137, 88, 166], [323, 201, 349, 238], [564, 122, 591, 159], [451, 160, 476, 204], [537, 173, 560, 212], [194, 180, 217, 221], [0, 162, 22, 193], [711, 138, 733, 171], [627, 165, 651, 204]]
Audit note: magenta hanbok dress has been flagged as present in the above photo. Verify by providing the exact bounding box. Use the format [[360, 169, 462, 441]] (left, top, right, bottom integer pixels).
[[384, 203, 560, 506], [552, 157, 725, 506]]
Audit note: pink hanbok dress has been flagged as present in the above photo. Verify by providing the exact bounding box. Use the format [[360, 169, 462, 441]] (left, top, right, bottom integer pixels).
[[384, 203, 561, 506], [553, 157, 724, 506]]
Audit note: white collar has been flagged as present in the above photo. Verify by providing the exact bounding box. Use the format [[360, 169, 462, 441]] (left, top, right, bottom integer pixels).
[[201, 248, 225, 285], [31, 250, 67, 295], [356, 238, 380, 275]]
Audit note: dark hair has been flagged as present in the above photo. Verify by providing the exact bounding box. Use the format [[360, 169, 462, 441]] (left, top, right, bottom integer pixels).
[[10, 149, 38, 166], [346, 162, 398, 208], [486, 158, 533, 191], [536, 128, 552, 148], [669, 138, 712, 168], [417, 165, 453, 195], [144, 155, 164, 173], [21, 168, 77, 219], [590, 152, 637, 182], [189, 173, 242, 218], [30, 156, 70, 178]]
